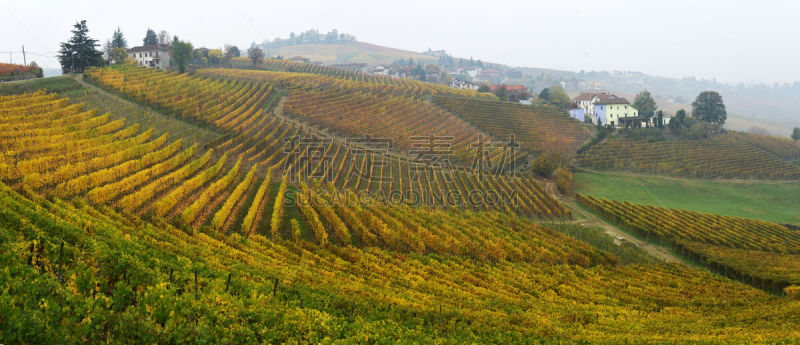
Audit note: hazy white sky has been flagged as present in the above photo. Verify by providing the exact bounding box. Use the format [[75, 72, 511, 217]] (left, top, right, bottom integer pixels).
[[1, 0, 798, 84]]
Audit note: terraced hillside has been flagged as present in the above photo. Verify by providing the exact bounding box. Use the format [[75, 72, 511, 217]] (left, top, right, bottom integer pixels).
[[577, 135, 800, 179], [196, 68, 507, 162], [231, 57, 494, 99], [432, 95, 590, 155], [83, 66, 561, 217], [578, 194, 800, 293], [4, 181, 800, 343]]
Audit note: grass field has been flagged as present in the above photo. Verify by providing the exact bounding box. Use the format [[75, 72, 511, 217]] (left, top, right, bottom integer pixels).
[[574, 170, 800, 225], [0, 75, 81, 95]]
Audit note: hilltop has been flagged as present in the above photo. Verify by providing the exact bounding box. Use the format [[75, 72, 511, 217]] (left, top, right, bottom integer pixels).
[[261, 40, 437, 65]]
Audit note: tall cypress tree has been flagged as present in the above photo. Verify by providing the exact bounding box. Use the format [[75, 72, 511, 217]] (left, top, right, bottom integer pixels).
[[58, 20, 104, 73]]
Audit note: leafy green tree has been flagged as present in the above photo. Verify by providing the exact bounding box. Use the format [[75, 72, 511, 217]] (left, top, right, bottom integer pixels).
[[792, 127, 800, 143], [207, 49, 223, 65], [58, 20, 104, 73], [633, 90, 657, 119], [692, 91, 727, 125], [247, 46, 264, 67], [494, 85, 507, 100], [111, 27, 127, 49], [547, 85, 571, 111], [412, 63, 426, 81], [477, 84, 490, 93], [111, 47, 127, 64], [170, 39, 193, 73], [225, 45, 240, 58], [143, 28, 157, 45], [668, 117, 682, 134], [675, 109, 687, 123], [538, 88, 551, 102]]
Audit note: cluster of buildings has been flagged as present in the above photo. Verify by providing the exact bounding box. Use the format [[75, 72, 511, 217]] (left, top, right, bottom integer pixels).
[[569, 92, 670, 128]]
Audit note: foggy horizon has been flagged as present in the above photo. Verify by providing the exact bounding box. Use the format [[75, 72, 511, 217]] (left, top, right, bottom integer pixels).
[[2, 0, 800, 85]]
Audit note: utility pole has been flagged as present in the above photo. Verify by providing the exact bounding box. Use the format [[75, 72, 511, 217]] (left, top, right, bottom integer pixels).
[[22, 45, 26, 66]]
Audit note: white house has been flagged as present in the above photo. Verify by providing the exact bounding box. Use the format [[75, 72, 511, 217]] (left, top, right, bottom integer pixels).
[[127, 44, 171, 70], [450, 79, 479, 90], [466, 68, 482, 79], [570, 92, 642, 127], [372, 65, 388, 76]]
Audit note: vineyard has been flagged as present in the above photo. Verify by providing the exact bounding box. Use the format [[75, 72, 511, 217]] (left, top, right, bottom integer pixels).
[[577, 136, 800, 179], [4, 182, 800, 343], [577, 193, 800, 292], [6, 62, 800, 343], [230, 57, 497, 99], [0, 63, 41, 82], [432, 95, 590, 154], [82, 66, 566, 217], [195, 68, 509, 163]]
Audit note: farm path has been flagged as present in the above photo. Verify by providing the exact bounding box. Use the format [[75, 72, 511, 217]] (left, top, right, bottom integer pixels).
[[542, 179, 687, 264]]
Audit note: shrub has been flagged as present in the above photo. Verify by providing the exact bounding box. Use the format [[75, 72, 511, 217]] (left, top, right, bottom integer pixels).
[[554, 166, 572, 193]]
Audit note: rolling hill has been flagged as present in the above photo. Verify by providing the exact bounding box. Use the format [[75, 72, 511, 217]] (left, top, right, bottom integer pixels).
[[262, 40, 437, 65]]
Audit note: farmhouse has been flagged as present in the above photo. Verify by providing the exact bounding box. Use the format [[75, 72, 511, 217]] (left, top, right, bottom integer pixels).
[[450, 79, 479, 90], [570, 92, 640, 127], [371, 65, 388, 75], [489, 84, 530, 102], [127, 44, 171, 70]]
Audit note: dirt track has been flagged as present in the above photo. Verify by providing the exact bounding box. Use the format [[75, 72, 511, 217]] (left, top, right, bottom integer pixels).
[[543, 179, 687, 264]]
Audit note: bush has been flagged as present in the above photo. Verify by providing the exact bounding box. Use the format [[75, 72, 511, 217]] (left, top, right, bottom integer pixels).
[[687, 122, 722, 140], [617, 128, 665, 142], [786, 285, 800, 300], [554, 166, 572, 193]]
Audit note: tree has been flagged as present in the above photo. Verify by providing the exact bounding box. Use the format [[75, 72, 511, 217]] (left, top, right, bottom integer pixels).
[[633, 90, 657, 119], [207, 49, 223, 65], [668, 117, 682, 135], [477, 83, 490, 93], [111, 27, 127, 49], [171, 39, 193, 73], [792, 127, 800, 144], [143, 28, 157, 45], [223, 45, 239, 66], [675, 109, 687, 123], [412, 63, 426, 81], [655, 110, 664, 128], [692, 91, 727, 125], [58, 20, 104, 73], [493, 85, 507, 100], [224, 45, 240, 58], [111, 47, 127, 64], [28, 61, 43, 78], [157, 30, 171, 46], [102, 39, 113, 64], [538, 88, 551, 102], [247, 46, 264, 67], [546, 85, 570, 111]]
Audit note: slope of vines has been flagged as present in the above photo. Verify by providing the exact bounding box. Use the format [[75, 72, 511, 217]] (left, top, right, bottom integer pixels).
[[432, 95, 590, 154], [578, 194, 800, 292], [577, 136, 800, 179], [3, 181, 800, 343]]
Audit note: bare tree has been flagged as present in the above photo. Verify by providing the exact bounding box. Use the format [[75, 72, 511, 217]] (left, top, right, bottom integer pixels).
[[158, 30, 171, 46], [247, 46, 263, 67]]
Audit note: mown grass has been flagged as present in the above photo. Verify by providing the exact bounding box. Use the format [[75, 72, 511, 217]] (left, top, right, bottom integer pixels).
[[0, 75, 81, 95], [574, 170, 800, 225]]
